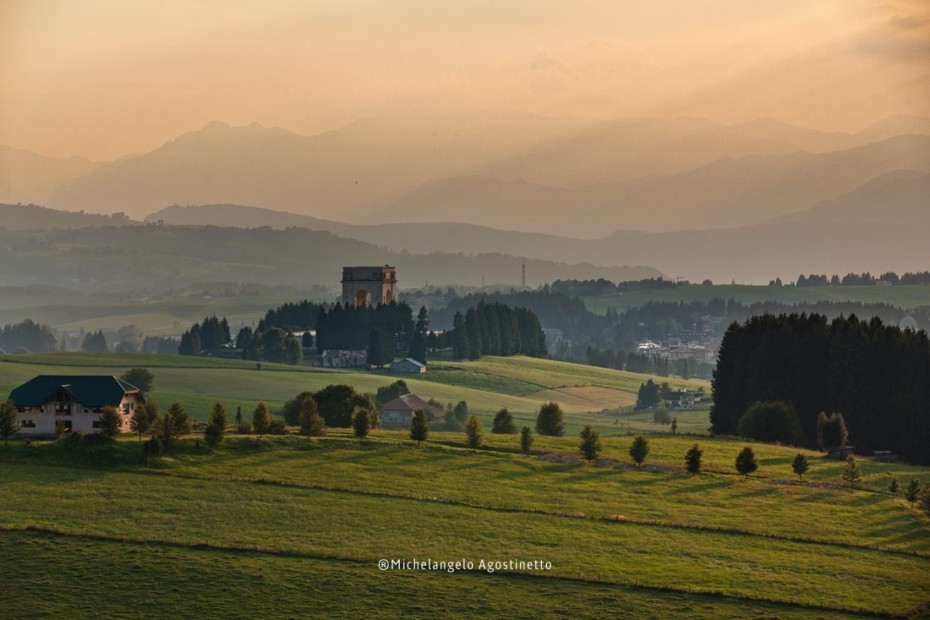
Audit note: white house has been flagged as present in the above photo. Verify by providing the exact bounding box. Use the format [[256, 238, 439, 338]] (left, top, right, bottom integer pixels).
[[9, 375, 145, 437]]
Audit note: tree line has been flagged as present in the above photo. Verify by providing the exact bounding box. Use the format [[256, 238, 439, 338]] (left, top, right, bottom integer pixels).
[[711, 313, 930, 464], [442, 301, 547, 360], [795, 271, 930, 287]]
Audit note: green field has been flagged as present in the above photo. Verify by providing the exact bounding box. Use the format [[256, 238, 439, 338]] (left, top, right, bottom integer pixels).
[[1, 352, 928, 618], [0, 353, 710, 435], [1, 431, 928, 619], [582, 284, 930, 315]]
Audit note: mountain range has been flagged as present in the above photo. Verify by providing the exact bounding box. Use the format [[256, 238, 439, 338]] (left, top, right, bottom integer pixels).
[[0, 112, 923, 236]]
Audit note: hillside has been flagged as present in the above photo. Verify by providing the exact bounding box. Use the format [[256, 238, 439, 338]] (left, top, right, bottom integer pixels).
[[0, 224, 660, 292], [1, 427, 929, 618], [0, 145, 99, 205]]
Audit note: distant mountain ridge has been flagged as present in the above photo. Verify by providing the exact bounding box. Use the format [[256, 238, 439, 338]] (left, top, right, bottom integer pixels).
[[30, 112, 929, 235]]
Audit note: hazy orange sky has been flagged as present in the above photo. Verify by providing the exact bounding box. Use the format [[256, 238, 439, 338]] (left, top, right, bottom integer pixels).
[[2, 0, 928, 160]]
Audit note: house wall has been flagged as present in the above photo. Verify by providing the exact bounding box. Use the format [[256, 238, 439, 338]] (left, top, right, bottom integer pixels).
[[16, 392, 140, 436]]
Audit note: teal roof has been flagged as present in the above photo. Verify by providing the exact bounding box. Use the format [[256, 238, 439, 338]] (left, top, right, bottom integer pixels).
[[8, 375, 142, 408]]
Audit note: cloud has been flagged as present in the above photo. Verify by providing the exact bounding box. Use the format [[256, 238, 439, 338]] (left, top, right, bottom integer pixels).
[[856, 1, 930, 61]]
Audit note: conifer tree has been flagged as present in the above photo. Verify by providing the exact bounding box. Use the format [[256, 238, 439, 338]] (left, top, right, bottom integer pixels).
[[520, 425, 533, 454], [410, 409, 429, 446], [464, 415, 483, 452], [252, 402, 271, 438], [685, 443, 703, 474], [352, 407, 371, 444], [792, 453, 809, 482], [204, 402, 227, 448], [579, 425, 602, 462], [842, 455, 861, 489], [492, 408, 517, 434], [735, 446, 758, 477], [629, 434, 650, 467]]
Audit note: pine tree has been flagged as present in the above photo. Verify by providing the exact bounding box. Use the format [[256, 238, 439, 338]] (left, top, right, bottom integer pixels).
[[492, 408, 517, 434], [535, 401, 565, 437], [464, 415, 483, 452], [0, 400, 18, 444], [735, 446, 758, 477], [629, 434, 650, 467], [352, 407, 371, 444], [252, 402, 271, 438], [520, 425, 534, 454], [409, 409, 429, 446], [889, 476, 900, 494], [685, 443, 703, 474], [579, 425, 602, 462], [905, 479, 921, 506], [204, 402, 227, 448], [792, 453, 809, 482], [842, 455, 861, 489], [451, 311, 468, 361], [130, 400, 158, 441]]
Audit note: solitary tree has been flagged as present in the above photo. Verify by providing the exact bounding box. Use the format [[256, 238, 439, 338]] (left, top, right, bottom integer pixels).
[[164, 402, 192, 447], [889, 476, 900, 494], [98, 406, 122, 439], [204, 402, 227, 448], [735, 446, 758, 478], [252, 402, 271, 438], [671, 417, 678, 435], [535, 401, 565, 437], [520, 425, 533, 454], [352, 406, 371, 444], [906, 479, 921, 507], [299, 396, 325, 438], [792, 453, 809, 482], [464, 415, 483, 452], [492, 408, 517, 434], [120, 368, 154, 392], [579, 425, 602, 462], [685, 443, 703, 474], [842, 455, 861, 489], [0, 400, 18, 444], [629, 434, 650, 467], [410, 409, 429, 446]]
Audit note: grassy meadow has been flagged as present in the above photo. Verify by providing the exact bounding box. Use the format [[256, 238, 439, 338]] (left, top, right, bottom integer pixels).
[[0, 353, 709, 435], [1, 352, 928, 618], [1, 431, 929, 619]]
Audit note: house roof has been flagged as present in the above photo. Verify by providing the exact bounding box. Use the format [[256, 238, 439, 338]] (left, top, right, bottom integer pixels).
[[392, 358, 426, 369], [381, 393, 442, 417], [8, 375, 142, 408]]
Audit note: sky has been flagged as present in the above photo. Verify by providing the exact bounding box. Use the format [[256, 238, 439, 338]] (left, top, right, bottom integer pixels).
[[1, 0, 928, 160]]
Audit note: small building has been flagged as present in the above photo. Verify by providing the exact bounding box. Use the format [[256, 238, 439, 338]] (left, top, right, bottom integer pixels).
[[320, 349, 368, 369], [827, 446, 855, 460], [391, 357, 426, 374], [873, 450, 896, 463], [9, 375, 144, 437], [663, 388, 704, 409], [381, 394, 445, 429]]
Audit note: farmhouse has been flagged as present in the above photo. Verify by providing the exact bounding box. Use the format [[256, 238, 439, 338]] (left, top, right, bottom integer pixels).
[[391, 357, 426, 374], [381, 393, 445, 429], [9, 375, 144, 437]]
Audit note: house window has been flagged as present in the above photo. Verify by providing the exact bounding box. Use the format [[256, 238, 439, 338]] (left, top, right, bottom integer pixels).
[[92, 421, 101, 429], [21, 420, 36, 428]]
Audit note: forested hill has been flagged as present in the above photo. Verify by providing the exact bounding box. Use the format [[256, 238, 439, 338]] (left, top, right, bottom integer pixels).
[[0, 224, 660, 293]]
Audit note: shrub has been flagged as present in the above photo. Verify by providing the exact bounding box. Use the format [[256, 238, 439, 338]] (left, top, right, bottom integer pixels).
[[492, 408, 517, 434], [735, 446, 758, 477], [817, 412, 848, 450], [653, 408, 670, 425], [535, 401, 565, 437], [267, 419, 288, 435], [737, 401, 804, 445], [98, 406, 122, 439], [629, 435, 649, 467], [685, 444, 703, 474]]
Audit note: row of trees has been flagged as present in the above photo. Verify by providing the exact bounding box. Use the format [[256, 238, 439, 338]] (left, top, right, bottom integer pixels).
[[234, 326, 303, 365], [795, 271, 930, 287], [0, 319, 56, 353], [712, 313, 930, 464], [179, 316, 232, 355], [445, 301, 547, 360]]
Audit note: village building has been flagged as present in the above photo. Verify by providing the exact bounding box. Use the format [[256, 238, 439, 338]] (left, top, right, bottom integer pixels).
[[9, 375, 144, 437], [341, 265, 397, 307], [320, 349, 368, 369], [390, 357, 426, 374], [381, 393, 445, 429]]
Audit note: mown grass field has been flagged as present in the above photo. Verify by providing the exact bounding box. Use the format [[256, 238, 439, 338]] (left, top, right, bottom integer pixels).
[[0, 353, 710, 435], [1, 431, 928, 619]]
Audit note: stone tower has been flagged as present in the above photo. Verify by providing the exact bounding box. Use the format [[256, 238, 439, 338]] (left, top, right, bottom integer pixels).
[[341, 266, 397, 307]]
